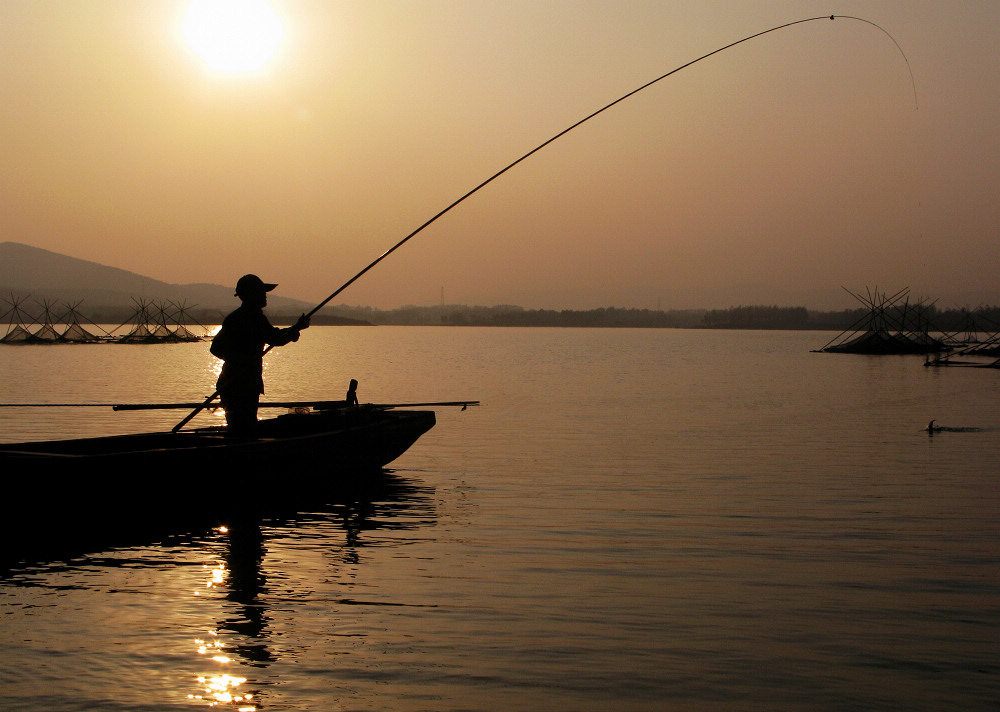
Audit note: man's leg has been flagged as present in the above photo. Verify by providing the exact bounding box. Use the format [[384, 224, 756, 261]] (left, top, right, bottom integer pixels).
[[220, 390, 260, 437]]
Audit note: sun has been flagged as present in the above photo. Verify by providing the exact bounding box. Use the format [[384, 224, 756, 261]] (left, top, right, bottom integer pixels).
[[181, 0, 284, 75]]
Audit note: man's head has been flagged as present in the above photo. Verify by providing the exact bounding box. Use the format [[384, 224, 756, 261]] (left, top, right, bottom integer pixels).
[[235, 274, 277, 307]]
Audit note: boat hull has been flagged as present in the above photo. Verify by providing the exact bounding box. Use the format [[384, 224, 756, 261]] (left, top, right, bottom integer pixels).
[[0, 408, 435, 560]]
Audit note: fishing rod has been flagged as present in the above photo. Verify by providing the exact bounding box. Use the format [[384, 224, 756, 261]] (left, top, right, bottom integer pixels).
[[172, 14, 915, 432]]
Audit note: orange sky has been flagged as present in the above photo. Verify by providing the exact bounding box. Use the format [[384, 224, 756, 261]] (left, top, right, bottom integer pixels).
[[2, 1, 998, 309]]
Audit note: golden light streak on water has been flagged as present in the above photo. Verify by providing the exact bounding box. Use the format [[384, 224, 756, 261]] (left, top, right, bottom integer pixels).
[[188, 672, 251, 706], [191, 628, 251, 708], [195, 637, 225, 655], [188, 553, 255, 708]]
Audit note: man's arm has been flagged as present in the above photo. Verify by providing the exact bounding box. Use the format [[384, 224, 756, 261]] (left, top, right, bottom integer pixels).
[[209, 321, 232, 360], [266, 313, 310, 347]]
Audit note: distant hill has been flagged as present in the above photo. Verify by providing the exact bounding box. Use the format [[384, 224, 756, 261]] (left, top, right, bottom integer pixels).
[[0, 242, 366, 324]]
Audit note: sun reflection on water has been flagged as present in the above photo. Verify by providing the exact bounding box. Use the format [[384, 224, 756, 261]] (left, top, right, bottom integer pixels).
[[187, 669, 254, 708], [189, 629, 257, 709], [187, 542, 258, 710], [209, 566, 225, 588]]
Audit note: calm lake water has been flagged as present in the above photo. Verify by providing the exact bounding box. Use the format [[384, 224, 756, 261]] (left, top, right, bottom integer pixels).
[[1, 326, 998, 711]]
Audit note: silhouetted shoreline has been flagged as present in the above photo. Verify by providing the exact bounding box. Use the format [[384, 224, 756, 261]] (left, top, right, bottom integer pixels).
[[5, 302, 1000, 331], [322, 303, 1000, 331]]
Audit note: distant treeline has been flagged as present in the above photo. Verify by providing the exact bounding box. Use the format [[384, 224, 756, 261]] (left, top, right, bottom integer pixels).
[[329, 304, 706, 328], [324, 303, 1000, 331], [7, 301, 1000, 331], [703, 306, 811, 329]]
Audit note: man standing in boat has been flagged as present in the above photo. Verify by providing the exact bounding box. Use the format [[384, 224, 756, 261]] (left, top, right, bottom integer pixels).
[[211, 274, 310, 436]]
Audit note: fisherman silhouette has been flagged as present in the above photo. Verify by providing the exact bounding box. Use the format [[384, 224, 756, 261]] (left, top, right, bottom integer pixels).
[[210, 274, 309, 436]]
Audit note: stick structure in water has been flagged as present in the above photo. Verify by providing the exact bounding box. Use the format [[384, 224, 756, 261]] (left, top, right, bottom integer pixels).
[[173, 14, 914, 432]]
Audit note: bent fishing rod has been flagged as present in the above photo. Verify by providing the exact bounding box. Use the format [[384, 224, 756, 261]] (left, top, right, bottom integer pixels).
[[173, 14, 914, 432]]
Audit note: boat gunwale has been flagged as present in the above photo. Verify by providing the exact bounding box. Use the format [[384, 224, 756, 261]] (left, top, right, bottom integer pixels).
[[0, 409, 435, 459]]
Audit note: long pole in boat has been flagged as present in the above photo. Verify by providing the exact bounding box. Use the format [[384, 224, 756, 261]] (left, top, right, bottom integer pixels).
[[171, 14, 914, 433], [0, 400, 479, 410]]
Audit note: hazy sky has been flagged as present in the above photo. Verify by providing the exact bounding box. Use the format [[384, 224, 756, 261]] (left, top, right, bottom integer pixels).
[[3, 1, 998, 309]]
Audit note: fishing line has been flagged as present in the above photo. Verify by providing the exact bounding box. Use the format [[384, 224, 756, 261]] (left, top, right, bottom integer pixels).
[[173, 14, 914, 431], [305, 15, 915, 318], [834, 15, 918, 109]]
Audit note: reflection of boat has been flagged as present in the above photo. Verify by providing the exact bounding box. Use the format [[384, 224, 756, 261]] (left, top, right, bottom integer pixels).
[[0, 407, 435, 559]]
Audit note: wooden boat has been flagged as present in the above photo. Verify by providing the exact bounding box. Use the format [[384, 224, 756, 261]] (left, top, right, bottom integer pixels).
[[0, 405, 435, 474], [0, 406, 435, 560]]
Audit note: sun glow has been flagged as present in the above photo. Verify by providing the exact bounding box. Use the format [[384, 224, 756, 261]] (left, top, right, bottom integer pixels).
[[181, 0, 284, 75]]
